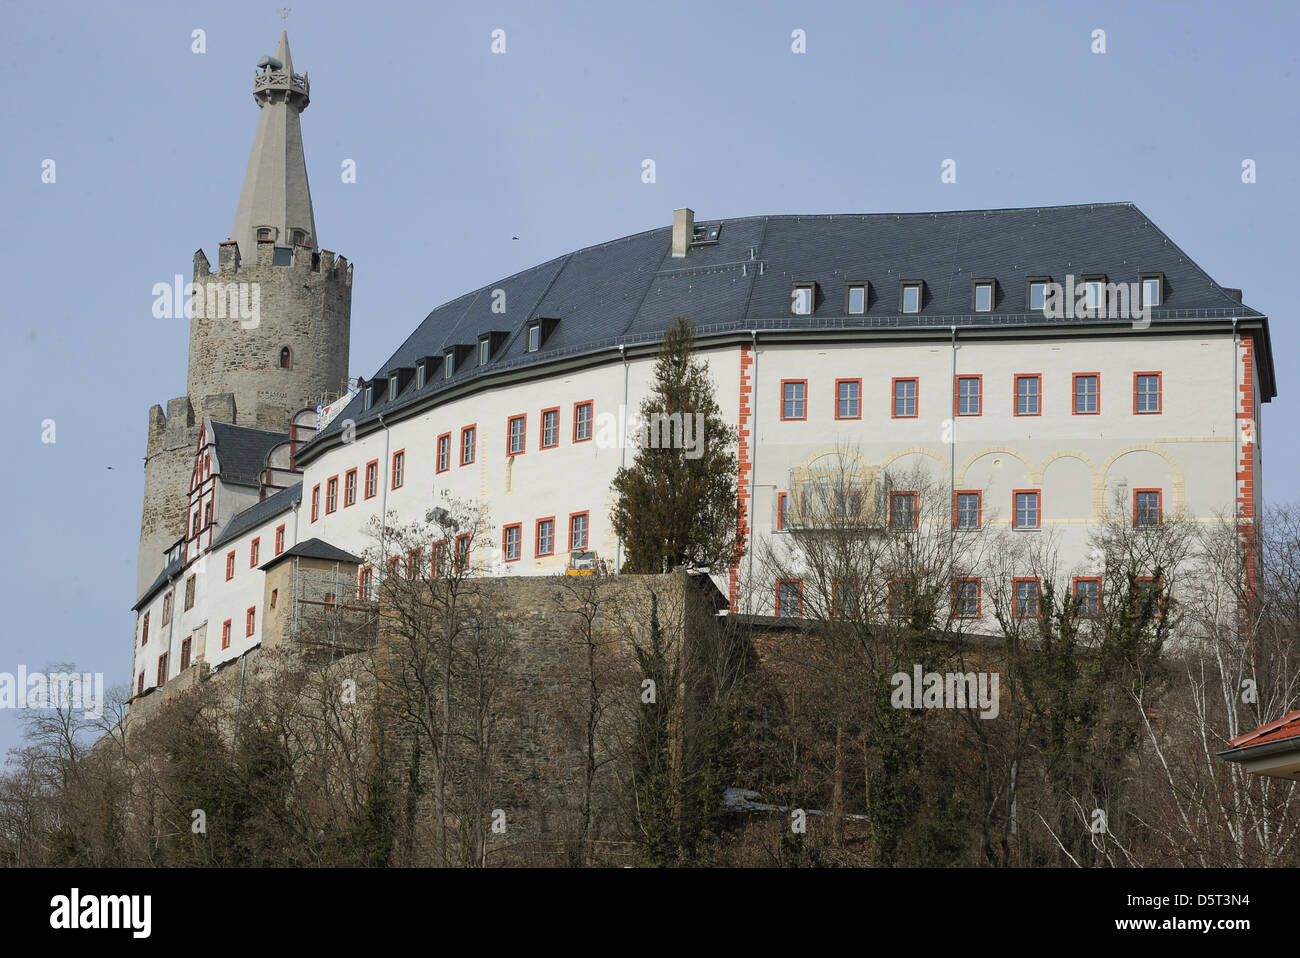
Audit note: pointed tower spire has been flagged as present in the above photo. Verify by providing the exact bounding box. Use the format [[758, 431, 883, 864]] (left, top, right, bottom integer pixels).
[[230, 31, 318, 262]]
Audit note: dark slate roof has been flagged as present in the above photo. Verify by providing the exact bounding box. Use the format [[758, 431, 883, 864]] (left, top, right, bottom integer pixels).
[[305, 202, 1272, 451], [133, 554, 184, 611], [260, 536, 360, 571], [209, 482, 301, 551], [211, 421, 289, 487]]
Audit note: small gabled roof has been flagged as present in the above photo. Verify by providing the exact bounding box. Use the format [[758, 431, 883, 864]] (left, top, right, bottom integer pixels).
[[260, 536, 360, 571], [209, 481, 301, 551], [209, 421, 290, 487]]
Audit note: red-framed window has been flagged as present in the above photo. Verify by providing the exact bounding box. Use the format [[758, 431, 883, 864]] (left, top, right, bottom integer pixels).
[[507, 415, 527, 456], [777, 492, 789, 531], [831, 578, 860, 620], [365, 460, 379, 499], [954, 375, 983, 416], [250, 537, 260, 568], [157, 653, 168, 686], [454, 534, 471, 574], [311, 484, 321, 521], [391, 450, 405, 489], [184, 574, 196, 611], [461, 425, 477, 465], [274, 524, 286, 556], [891, 377, 918, 418], [1013, 489, 1041, 530], [540, 407, 560, 449], [326, 476, 338, 513], [225, 551, 236, 580], [180, 636, 192, 672], [436, 433, 451, 473], [835, 378, 861, 420], [569, 511, 590, 551], [535, 517, 555, 556], [386, 556, 400, 578], [953, 490, 981, 529], [889, 491, 918, 531], [1134, 371, 1162, 414], [780, 379, 808, 421], [1072, 577, 1102, 617], [1072, 372, 1100, 415], [1013, 577, 1041, 619], [359, 565, 374, 599], [775, 578, 803, 617], [141, 611, 150, 646], [407, 547, 423, 579], [221, 619, 232, 650], [502, 523, 522, 562], [953, 578, 981, 619], [246, 606, 256, 637], [1133, 489, 1162, 528], [137, 672, 145, 695], [573, 401, 594, 442], [1014, 373, 1042, 416], [344, 469, 357, 507]]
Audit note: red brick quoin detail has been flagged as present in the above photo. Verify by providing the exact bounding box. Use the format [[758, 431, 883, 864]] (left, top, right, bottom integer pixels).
[[1238, 336, 1258, 597], [729, 346, 754, 611]]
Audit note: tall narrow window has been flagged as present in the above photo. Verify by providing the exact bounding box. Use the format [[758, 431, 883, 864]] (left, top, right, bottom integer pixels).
[[1134, 489, 1162, 528], [388, 376, 398, 401], [250, 537, 260, 568], [1013, 578, 1041, 619], [359, 566, 374, 599], [1015, 374, 1041, 416], [502, 524, 522, 562], [311, 485, 320, 522], [541, 408, 560, 448], [416, 362, 426, 389], [1073, 373, 1100, 414], [162, 593, 172, 626], [1141, 274, 1163, 308], [222, 619, 232, 650], [777, 492, 789, 531], [508, 415, 526, 455], [180, 636, 192, 672], [479, 339, 491, 366], [836, 379, 861, 420], [157, 653, 168, 686], [536, 518, 555, 557], [892, 378, 918, 418], [279, 346, 292, 369], [781, 380, 807, 420], [184, 574, 196, 610], [955, 376, 982, 416], [901, 282, 922, 314], [792, 284, 813, 315], [1028, 279, 1049, 311], [326, 476, 338, 513], [391, 450, 405, 489], [973, 281, 993, 312], [437, 433, 451, 473], [574, 402, 593, 442], [1134, 372, 1161, 414], [953, 579, 981, 619], [954, 491, 981, 529], [274, 525, 285, 556], [365, 461, 378, 498], [455, 534, 471, 574], [461, 426, 476, 465], [226, 551, 236, 580], [141, 611, 150, 646], [246, 606, 256, 637], [846, 283, 867, 315], [445, 353, 455, 379], [345, 469, 357, 506], [890, 491, 918, 531], [528, 325, 541, 352], [1014, 490, 1041, 529], [569, 512, 589, 551]]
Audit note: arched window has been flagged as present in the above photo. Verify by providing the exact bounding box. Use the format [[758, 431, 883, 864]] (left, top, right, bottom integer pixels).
[[280, 346, 292, 369], [256, 227, 274, 241], [291, 229, 308, 246]]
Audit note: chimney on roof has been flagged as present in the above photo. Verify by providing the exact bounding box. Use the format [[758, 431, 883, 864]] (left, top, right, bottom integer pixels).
[[1223, 287, 1243, 303], [671, 208, 694, 258]]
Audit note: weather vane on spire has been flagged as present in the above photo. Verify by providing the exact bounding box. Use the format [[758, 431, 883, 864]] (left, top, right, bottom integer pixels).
[[276, 7, 291, 22]]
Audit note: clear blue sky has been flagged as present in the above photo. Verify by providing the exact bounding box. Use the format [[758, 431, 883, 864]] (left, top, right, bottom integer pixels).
[[0, 0, 1296, 756]]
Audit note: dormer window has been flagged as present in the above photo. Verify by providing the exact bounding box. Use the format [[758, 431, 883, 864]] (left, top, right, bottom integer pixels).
[[388, 376, 399, 402], [445, 352, 455, 379], [1082, 274, 1108, 312], [479, 338, 491, 366], [528, 325, 540, 352], [792, 283, 815, 316], [846, 282, 868, 315], [1027, 277, 1051, 312], [900, 280, 924, 314], [972, 279, 995, 313], [416, 362, 426, 389], [363, 384, 373, 410], [692, 223, 721, 246], [1140, 272, 1164, 308]]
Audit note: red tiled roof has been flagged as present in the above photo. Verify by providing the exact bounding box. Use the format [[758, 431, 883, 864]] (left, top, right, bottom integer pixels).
[[1227, 710, 1300, 750]]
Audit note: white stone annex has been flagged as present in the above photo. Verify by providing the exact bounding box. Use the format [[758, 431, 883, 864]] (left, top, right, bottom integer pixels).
[[130, 31, 1275, 702]]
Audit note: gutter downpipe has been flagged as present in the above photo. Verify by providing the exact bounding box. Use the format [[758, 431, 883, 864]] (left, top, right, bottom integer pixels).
[[378, 413, 392, 588], [950, 326, 957, 571], [746, 330, 758, 606], [617, 344, 628, 572]]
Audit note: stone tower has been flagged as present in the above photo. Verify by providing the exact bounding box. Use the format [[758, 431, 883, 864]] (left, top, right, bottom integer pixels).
[[136, 30, 353, 597]]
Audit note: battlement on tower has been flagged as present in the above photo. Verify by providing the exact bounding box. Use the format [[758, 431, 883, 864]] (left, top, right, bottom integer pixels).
[[200, 242, 352, 284]]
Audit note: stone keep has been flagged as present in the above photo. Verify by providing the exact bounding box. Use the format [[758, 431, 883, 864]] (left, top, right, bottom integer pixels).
[[136, 30, 352, 596]]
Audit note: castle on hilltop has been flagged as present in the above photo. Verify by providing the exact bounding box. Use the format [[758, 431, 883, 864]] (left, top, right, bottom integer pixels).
[[130, 30, 1274, 704]]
